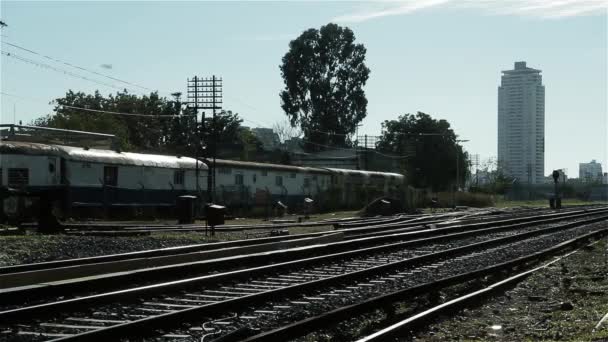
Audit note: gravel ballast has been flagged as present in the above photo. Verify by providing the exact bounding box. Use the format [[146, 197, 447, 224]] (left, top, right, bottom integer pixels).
[[416, 238, 608, 341]]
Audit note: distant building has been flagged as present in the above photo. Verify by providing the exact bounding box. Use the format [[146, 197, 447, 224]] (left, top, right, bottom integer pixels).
[[603, 172, 608, 184], [497, 61, 545, 184], [251, 128, 280, 151], [579, 160, 603, 182]]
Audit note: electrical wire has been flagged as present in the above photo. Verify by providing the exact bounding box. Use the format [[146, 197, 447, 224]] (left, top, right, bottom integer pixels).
[[1, 91, 195, 118], [2, 41, 153, 92], [298, 138, 412, 159], [2, 50, 127, 91], [1, 42, 455, 143]]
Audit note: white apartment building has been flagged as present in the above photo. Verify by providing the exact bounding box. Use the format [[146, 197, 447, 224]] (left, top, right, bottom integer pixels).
[[579, 160, 603, 182], [498, 61, 545, 184]]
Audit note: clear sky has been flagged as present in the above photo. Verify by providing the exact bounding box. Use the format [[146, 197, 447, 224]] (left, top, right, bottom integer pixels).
[[1, 1, 606, 177]]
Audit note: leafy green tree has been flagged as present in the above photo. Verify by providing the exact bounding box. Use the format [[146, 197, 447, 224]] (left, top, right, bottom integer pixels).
[[279, 23, 370, 151], [33, 90, 133, 148], [204, 110, 263, 160], [33, 90, 261, 159], [377, 112, 469, 191]]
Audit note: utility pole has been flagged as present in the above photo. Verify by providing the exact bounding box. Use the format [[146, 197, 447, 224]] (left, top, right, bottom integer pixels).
[[186, 75, 222, 202], [453, 139, 469, 208]]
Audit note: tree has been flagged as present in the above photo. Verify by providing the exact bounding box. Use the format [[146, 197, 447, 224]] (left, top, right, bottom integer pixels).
[[34, 90, 178, 151], [273, 119, 302, 150], [33, 90, 260, 159], [376, 112, 469, 191], [204, 110, 263, 160], [279, 23, 370, 151]]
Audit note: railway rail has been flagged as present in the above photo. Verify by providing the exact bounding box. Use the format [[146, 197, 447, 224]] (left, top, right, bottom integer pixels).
[[1, 207, 604, 308], [0, 209, 606, 341], [2, 206, 602, 281], [240, 230, 605, 342]]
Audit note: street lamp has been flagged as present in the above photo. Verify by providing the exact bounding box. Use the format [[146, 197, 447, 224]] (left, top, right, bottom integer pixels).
[[453, 139, 469, 208]]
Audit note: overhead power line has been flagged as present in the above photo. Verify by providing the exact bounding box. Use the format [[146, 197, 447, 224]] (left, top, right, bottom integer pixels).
[[1, 91, 195, 118], [2, 41, 153, 92], [299, 138, 412, 159], [58, 104, 195, 118], [1, 50, 127, 91]]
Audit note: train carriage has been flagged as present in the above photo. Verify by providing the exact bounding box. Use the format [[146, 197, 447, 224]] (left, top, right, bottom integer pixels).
[[324, 168, 405, 208], [1, 140, 406, 221], [209, 159, 332, 211], [0, 141, 207, 218]]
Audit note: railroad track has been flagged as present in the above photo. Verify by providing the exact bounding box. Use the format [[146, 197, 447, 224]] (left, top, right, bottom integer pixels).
[[238, 230, 607, 342], [2, 206, 600, 279], [0, 210, 606, 341], [1, 207, 604, 309]]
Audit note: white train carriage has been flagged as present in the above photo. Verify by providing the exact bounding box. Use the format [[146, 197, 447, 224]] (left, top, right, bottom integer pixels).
[[325, 168, 405, 208], [208, 159, 332, 210], [0, 141, 207, 218]]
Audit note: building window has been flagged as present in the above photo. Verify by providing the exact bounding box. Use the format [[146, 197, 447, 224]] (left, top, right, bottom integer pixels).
[[174, 170, 185, 185], [276, 176, 283, 186], [8, 168, 29, 187], [235, 174, 244, 185], [103, 166, 118, 186]]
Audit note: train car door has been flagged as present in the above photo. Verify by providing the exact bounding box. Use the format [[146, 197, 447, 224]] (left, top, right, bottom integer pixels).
[[47, 157, 58, 185]]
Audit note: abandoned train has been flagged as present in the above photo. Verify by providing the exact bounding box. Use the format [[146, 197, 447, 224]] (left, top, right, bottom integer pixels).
[[0, 141, 405, 219]]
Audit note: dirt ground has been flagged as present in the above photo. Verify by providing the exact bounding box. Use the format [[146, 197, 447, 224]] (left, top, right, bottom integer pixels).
[[417, 238, 608, 342]]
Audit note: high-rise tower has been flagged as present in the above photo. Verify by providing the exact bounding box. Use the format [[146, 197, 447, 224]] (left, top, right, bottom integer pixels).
[[498, 61, 545, 184]]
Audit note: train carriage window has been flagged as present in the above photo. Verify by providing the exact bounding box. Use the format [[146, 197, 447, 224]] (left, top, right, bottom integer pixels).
[[173, 170, 185, 185], [275, 176, 283, 186], [103, 166, 118, 186], [8, 168, 29, 187], [312, 175, 317, 181], [219, 168, 232, 174], [48, 163, 55, 173], [235, 174, 244, 185], [0, 168, 2, 186], [261, 170, 268, 176], [304, 178, 310, 187], [253, 174, 257, 183], [290, 172, 296, 178]]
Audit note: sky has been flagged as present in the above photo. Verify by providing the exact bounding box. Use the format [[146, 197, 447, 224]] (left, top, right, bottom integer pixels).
[[0, 0, 606, 177]]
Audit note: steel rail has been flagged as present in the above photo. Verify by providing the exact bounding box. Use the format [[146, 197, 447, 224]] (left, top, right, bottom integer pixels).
[[1, 208, 605, 306], [1, 208, 604, 307], [0, 232, 334, 275], [40, 214, 608, 341], [240, 228, 608, 342], [3, 207, 602, 276], [355, 234, 605, 342]]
